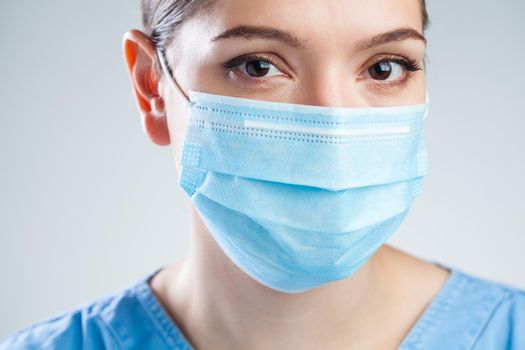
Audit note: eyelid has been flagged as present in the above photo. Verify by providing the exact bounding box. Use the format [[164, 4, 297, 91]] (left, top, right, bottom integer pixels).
[[358, 54, 422, 82], [223, 53, 289, 76], [362, 55, 422, 72]]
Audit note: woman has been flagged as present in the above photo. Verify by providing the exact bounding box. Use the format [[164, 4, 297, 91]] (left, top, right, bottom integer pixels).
[[1, 0, 524, 349]]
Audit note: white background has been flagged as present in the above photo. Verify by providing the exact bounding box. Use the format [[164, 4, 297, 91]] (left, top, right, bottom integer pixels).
[[1, 0, 524, 339]]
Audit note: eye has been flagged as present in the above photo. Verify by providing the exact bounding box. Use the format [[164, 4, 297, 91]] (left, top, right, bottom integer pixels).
[[368, 61, 401, 81], [223, 54, 286, 79], [362, 57, 423, 82], [241, 59, 282, 78]]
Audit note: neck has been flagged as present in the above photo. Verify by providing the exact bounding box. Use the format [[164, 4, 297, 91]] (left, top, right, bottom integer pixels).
[[161, 207, 400, 349]]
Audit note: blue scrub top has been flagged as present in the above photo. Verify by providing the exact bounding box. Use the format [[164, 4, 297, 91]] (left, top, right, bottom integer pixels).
[[1, 262, 524, 349]]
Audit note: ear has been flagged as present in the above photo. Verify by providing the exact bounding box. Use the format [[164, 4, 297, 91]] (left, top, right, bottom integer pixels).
[[123, 29, 171, 146]]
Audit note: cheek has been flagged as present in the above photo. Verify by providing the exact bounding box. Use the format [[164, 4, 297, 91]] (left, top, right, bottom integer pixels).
[[407, 71, 428, 105], [405, 71, 427, 104], [357, 69, 427, 106]]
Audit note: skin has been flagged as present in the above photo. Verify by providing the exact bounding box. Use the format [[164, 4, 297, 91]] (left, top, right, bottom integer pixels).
[[123, 0, 450, 348]]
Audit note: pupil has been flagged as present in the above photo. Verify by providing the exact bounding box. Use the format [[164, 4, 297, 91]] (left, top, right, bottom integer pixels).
[[246, 60, 270, 77], [369, 61, 392, 80]]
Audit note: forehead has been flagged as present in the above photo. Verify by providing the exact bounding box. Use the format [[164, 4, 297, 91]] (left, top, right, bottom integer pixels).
[[197, 0, 423, 45]]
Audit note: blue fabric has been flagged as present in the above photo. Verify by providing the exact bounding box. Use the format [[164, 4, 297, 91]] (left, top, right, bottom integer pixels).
[[1, 262, 524, 349]]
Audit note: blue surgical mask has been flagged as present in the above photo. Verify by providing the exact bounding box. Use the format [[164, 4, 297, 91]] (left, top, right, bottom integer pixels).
[[157, 50, 429, 293]]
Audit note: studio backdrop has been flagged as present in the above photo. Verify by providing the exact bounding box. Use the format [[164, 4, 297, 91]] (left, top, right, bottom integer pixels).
[[0, 0, 523, 339]]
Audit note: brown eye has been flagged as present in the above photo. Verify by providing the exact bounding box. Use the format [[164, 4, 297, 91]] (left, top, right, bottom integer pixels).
[[236, 59, 283, 78], [366, 61, 404, 81], [224, 55, 286, 80], [243, 60, 272, 77], [369, 61, 392, 80]]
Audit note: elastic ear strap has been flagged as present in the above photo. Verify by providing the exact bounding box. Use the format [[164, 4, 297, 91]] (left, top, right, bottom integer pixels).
[[156, 49, 191, 104]]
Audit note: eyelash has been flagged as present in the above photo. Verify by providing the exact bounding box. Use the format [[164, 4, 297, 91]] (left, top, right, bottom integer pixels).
[[375, 56, 423, 73], [223, 54, 282, 82], [223, 53, 423, 86]]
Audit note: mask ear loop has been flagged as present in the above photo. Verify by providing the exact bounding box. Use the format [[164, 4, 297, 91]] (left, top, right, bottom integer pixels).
[[156, 48, 191, 179], [156, 48, 191, 105]]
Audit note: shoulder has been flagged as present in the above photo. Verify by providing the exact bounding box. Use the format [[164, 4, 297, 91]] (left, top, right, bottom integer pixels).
[[399, 262, 525, 350], [435, 267, 525, 349], [0, 274, 159, 350], [0, 295, 121, 349], [471, 274, 525, 349]]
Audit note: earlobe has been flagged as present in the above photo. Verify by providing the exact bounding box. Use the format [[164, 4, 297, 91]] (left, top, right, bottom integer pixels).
[[123, 29, 171, 146]]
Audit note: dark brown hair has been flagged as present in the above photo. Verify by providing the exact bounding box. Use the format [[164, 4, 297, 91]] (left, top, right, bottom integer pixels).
[[142, 0, 430, 52]]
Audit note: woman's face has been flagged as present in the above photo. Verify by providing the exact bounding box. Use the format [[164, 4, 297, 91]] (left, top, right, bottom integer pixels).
[[159, 0, 427, 169]]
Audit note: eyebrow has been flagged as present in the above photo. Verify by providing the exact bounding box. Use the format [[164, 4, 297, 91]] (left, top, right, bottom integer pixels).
[[210, 25, 426, 50], [211, 25, 309, 49], [355, 27, 427, 50]]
